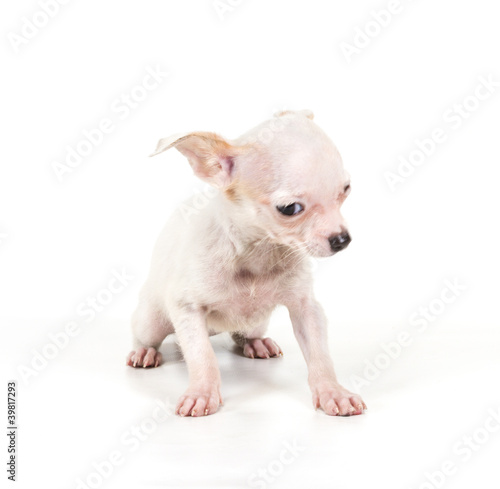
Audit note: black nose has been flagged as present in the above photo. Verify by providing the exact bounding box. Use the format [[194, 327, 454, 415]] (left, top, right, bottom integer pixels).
[[329, 232, 351, 253]]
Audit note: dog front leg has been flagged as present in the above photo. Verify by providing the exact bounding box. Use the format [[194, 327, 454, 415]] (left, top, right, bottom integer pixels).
[[287, 296, 366, 416], [171, 306, 223, 417]]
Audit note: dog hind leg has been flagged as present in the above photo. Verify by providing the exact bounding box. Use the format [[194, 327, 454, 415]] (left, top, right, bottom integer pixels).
[[231, 321, 283, 359], [127, 299, 173, 368]]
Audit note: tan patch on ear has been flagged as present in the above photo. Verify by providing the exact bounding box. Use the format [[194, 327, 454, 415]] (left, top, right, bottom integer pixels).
[[185, 132, 232, 178], [171, 133, 252, 185], [223, 178, 269, 204], [224, 183, 239, 201]]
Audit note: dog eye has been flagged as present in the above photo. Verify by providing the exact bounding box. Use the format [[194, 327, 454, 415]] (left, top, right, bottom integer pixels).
[[276, 203, 304, 216], [344, 184, 351, 194]]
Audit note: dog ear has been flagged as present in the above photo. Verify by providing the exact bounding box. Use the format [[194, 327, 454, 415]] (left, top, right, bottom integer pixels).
[[274, 109, 314, 120], [150, 131, 240, 188]]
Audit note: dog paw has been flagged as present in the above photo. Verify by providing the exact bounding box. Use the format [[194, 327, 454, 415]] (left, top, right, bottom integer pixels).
[[243, 337, 283, 359], [312, 382, 367, 416], [126, 347, 162, 368], [176, 385, 223, 417]]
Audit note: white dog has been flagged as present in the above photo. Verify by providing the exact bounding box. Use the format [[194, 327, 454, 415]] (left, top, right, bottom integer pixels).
[[127, 110, 367, 417]]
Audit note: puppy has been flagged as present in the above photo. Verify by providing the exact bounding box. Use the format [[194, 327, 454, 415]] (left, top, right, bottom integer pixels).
[[127, 110, 367, 417]]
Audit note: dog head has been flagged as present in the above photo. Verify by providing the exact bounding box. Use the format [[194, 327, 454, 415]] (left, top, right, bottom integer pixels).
[[150, 110, 351, 258]]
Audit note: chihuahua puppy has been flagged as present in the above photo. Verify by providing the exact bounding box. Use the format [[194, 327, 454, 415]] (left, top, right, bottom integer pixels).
[[127, 110, 367, 417]]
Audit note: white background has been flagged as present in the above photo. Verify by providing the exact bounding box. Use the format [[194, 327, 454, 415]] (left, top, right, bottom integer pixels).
[[1, 1, 499, 488]]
